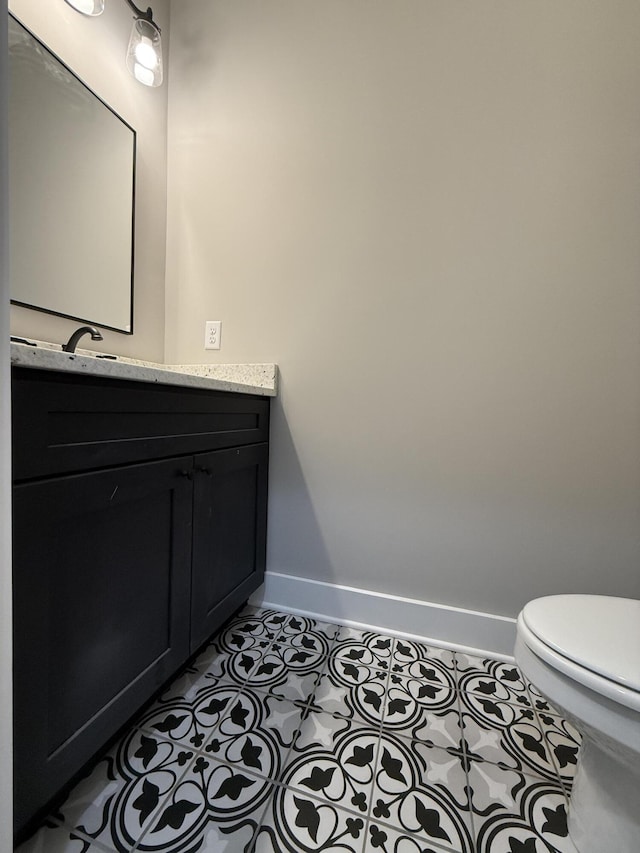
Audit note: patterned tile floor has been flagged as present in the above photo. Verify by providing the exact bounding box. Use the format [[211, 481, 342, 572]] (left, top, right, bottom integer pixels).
[[18, 607, 582, 853]]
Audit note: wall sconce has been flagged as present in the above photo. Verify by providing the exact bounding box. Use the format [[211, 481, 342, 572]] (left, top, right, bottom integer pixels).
[[62, 0, 163, 87], [124, 0, 163, 88]]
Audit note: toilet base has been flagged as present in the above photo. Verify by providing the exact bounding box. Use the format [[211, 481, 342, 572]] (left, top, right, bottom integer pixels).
[[568, 736, 640, 853], [514, 632, 640, 853]]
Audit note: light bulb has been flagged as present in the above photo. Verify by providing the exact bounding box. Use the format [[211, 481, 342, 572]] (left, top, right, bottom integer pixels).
[[64, 0, 104, 15], [134, 38, 158, 70], [133, 64, 155, 86]]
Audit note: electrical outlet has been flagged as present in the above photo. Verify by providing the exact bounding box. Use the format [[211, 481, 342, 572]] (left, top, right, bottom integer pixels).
[[204, 320, 222, 350]]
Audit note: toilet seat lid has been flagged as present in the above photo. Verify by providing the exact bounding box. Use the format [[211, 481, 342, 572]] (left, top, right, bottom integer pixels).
[[521, 595, 640, 694]]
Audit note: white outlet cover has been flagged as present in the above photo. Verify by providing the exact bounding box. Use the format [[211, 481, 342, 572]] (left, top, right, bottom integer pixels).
[[204, 320, 221, 350]]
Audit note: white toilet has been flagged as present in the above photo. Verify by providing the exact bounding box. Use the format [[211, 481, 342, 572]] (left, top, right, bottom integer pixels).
[[514, 594, 640, 853]]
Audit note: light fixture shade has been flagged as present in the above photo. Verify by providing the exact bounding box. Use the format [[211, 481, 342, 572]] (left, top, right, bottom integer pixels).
[[64, 0, 105, 15], [126, 18, 163, 87]]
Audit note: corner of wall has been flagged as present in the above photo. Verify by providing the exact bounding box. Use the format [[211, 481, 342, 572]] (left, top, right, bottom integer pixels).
[[0, 0, 14, 844]]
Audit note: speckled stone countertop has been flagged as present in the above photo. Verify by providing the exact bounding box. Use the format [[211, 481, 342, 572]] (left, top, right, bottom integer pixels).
[[10, 340, 278, 397]]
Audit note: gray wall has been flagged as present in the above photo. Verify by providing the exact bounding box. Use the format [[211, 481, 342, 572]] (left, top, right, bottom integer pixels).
[[166, 0, 640, 617], [8, 0, 170, 362]]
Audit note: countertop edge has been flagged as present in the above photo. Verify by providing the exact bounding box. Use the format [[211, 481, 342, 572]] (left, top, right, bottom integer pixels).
[[10, 343, 279, 397]]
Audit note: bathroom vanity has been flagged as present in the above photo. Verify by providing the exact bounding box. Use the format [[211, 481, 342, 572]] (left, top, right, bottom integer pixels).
[[10, 346, 276, 837]]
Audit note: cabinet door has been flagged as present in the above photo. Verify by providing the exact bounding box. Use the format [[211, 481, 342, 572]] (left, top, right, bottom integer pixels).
[[12, 458, 193, 835], [190, 443, 268, 651]]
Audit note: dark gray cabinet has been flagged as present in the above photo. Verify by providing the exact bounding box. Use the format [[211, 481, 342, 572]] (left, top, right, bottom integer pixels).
[[11, 367, 270, 838]]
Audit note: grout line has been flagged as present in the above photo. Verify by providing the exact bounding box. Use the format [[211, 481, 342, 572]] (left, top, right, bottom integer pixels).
[[246, 785, 280, 853], [43, 818, 121, 853], [455, 683, 477, 853], [527, 683, 577, 805], [129, 739, 202, 852], [365, 637, 393, 826]]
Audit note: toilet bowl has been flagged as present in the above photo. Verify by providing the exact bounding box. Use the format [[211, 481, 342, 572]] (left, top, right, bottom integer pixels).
[[514, 595, 640, 853]]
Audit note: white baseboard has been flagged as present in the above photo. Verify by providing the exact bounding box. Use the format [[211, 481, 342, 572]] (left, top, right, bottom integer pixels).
[[249, 571, 517, 661]]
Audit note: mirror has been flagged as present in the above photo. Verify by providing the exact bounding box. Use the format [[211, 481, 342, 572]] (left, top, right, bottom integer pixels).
[[8, 14, 136, 334]]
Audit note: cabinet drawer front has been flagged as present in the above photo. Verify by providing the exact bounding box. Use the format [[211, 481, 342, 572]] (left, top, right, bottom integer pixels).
[[12, 367, 270, 480]]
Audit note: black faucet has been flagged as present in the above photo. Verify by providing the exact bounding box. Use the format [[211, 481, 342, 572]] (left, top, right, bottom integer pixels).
[[62, 326, 103, 353]]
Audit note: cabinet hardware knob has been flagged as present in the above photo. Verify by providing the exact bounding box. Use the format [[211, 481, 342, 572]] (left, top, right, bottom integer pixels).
[[197, 467, 212, 476], [179, 469, 194, 480]]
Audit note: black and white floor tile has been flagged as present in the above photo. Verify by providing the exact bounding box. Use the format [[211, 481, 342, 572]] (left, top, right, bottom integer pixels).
[[17, 608, 581, 853]]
